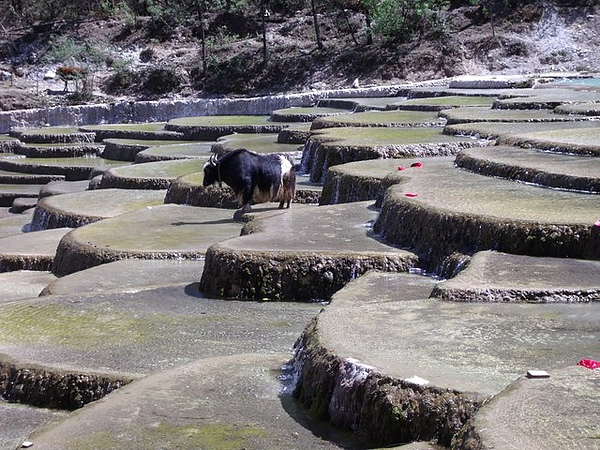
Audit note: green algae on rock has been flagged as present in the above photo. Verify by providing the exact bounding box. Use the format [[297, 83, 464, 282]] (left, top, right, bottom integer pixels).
[[432, 250, 600, 303], [496, 126, 600, 156], [319, 156, 447, 205], [0, 227, 72, 272], [310, 110, 444, 130], [390, 95, 495, 111], [98, 158, 206, 190], [51, 204, 244, 275], [102, 138, 197, 161], [270, 106, 353, 122], [455, 145, 600, 192], [31, 188, 167, 231], [0, 156, 128, 181], [15, 142, 104, 158], [374, 159, 600, 273], [443, 120, 600, 140], [79, 122, 184, 141], [440, 106, 590, 125], [11, 126, 95, 144], [135, 141, 214, 162], [292, 269, 600, 446], [212, 132, 303, 156]]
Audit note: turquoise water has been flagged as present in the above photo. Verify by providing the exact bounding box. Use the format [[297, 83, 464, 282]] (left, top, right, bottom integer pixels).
[[555, 77, 600, 86]]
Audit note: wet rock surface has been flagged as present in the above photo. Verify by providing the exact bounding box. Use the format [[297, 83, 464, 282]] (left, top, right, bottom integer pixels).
[[455, 145, 600, 192], [51, 204, 244, 275], [292, 271, 600, 447], [433, 251, 600, 303], [31, 188, 167, 231], [373, 158, 600, 272], [0, 227, 71, 272], [453, 366, 600, 450], [24, 354, 359, 450]]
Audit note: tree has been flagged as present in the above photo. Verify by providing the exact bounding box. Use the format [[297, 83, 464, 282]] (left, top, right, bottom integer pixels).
[[361, 0, 449, 43]]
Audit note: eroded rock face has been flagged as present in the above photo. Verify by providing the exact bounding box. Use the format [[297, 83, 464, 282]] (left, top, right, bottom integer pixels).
[[200, 245, 414, 301], [0, 360, 130, 410]]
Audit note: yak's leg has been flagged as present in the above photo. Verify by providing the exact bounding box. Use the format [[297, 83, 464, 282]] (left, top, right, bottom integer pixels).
[[240, 183, 254, 212]]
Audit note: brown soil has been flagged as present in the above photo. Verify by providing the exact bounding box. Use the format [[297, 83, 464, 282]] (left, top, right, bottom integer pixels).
[[1, 1, 600, 112]]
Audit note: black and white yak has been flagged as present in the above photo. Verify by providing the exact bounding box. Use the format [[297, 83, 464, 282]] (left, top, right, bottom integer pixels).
[[203, 148, 296, 212]]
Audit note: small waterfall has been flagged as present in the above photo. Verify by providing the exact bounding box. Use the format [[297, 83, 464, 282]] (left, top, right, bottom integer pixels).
[[279, 341, 306, 396], [30, 207, 51, 231], [299, 139, 316, 175], [328, 358, 375, 430]]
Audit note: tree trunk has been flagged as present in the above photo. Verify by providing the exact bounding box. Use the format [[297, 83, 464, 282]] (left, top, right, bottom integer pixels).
[[262, 1, 269, 63], [311, 0, 324, 49], [365, 12, 373, 45], [197, 5, 207, 73]]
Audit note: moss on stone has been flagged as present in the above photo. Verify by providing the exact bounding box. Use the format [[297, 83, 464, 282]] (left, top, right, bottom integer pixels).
[[440, 106, 587, 125], [69, 422, 268, 450], [395, 95, 495, 109], [213, 133, 302, 155], [311, 110, 443, 130]]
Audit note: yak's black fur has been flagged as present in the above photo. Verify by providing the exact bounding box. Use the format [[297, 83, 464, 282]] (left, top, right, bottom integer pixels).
[[203, 148, 295, 211]]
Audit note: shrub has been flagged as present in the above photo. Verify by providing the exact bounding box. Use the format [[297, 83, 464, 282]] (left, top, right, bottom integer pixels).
[[365, 0, 450, 43], [104, 67, 140, 94], [142, 66, 184, 95], [44, 35, 108, 66]]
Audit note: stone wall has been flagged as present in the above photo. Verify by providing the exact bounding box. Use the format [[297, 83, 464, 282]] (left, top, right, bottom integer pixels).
[[0, 85, 407, 134]]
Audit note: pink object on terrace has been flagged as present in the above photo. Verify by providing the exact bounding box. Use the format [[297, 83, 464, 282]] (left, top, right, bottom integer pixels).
[[397, 166, 406, 171], [405, 193, 419, 198], [411, 162, 423, 168], [577, 359, 600, 370]]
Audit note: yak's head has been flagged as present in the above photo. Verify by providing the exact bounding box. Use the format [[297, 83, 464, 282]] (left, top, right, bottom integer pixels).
[[202, 154, 220, 187]]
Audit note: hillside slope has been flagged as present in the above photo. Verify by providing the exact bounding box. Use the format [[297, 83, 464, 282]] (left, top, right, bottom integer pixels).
[[1, 1, 599, 111]]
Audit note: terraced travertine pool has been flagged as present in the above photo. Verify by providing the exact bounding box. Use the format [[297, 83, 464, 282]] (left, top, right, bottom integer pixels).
[[0, 76, 599, 450]]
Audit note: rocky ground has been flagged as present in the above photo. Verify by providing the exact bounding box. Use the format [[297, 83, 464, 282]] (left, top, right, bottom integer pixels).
[[1, 1, 600, 112]]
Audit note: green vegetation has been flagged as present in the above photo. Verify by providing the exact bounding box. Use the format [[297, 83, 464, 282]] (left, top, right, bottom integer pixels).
[[0, 303, 155, 348], [2, 0, 573, 100], [167, 115, 274, 126], [71, 423, 268, 450], [362, 0, 450, 42]]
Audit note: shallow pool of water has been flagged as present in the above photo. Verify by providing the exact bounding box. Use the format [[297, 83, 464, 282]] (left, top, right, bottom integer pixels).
[[555, 77, 600, 87]]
